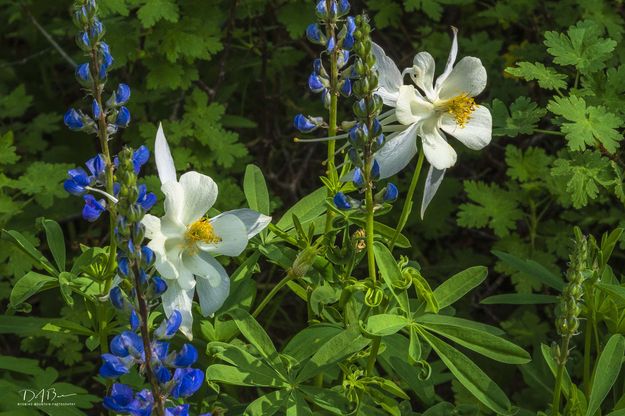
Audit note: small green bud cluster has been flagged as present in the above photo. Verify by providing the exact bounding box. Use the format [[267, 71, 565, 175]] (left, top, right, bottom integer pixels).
[[554, 234, 588, 362]]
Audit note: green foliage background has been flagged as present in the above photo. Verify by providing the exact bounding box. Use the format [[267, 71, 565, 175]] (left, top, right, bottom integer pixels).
[[1, 0, 625, 413]]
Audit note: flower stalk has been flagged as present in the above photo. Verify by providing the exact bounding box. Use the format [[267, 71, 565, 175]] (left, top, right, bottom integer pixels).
[[551, 231, 588, 416]]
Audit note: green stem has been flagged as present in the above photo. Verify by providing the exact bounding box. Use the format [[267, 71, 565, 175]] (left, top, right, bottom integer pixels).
[[365, 186, 376, 285], [324, 11, 339, 235], [552, 336, 571, 416], [252, 271, 297, 318], [88, 43, 117, 294], [583, 318, 592, 395], [534, 128, 564, 136], [366, 336, 381, 376], [389, 150, 424, 250]]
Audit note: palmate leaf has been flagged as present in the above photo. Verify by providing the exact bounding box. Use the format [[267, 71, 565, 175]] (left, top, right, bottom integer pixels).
[[433, 266, 487, 309], [457, 181, 523, 237], [505, 145, 553, 183], [544, 20, 616, 73], [505, 62, 568, 90], [551, 151, 613, 208], [137, 0, 179, 27], [547, 95, 624, 153], [492, 97, 547, 137]]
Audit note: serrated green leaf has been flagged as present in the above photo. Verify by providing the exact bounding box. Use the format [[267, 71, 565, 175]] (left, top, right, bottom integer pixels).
[[492, 97, 547, 137], [544, 21, 616, 73], [137, 0, 179, 27], [548, 95, 623, 153], [506, 62, 568, 90], [457, 181, 522, 237]]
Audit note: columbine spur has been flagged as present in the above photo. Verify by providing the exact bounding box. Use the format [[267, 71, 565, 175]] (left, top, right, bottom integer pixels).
[[142, 124, 271, 339], [372, 28, 492, 215]]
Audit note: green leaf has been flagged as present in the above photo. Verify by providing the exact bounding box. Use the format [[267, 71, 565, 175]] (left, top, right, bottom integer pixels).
[[0, 84, 32, 118], [283, 324, 343, 363], [505, 145, 553, 183], [585, 334, 625, 416], [492, 250, 565, 291], [419, 329, 514, 415], [205, 363, 281, 388], [276, 3, 315, 39], [351, 218, 411, 248], [544, 21, 616, 73], [540, 343, 572, 397], [373, 242, 410, 312], [596, 282, 625, 306], [365, 314, 412, 337], [299, 386, 350, 414], [10, 272, 58, 308], [457, 181, 523, 237], [207, 342, 287, 387], [286, 391, 312, 416], [481, 293, 559, 305], [230, 309, 286, 375], [433, 266, 488, 309], [244, 164, 270, 215], [416, 314, 530, 364], [40, 219, 65, 272], [296, 326, 370, 383], [551, 151, 612, 208], [505, 62, 567, 90], [548, 95, 623, 153], [276, 187, 327, 232], [245, 389, 287, 416], [137, 0, 179, 27], [492, 97, 548, 138], [0, 131, 19, 165], [2, 229, 57, 275]]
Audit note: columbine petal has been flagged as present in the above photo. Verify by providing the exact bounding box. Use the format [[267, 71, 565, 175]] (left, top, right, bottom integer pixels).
[[198, 214, 248, 257], [395, 85, 434, 126], [440, 105, 492, 150], [142, 214, 161, 240], [421, 125, 457, 170], [178, 171, 218, 225], [410, 52, 436, 100], [421, 166, 446, 219], [161, 181, 187, 232], [434, 27, 458, 91], [193, 254, 230, 317], [216, 208, 271, 239], [437, 56, 487, 100], [371, 42, 402, 106], [161, 282, 195, 340], [155, 123, 177, 185], [374, 123, 419, 179]]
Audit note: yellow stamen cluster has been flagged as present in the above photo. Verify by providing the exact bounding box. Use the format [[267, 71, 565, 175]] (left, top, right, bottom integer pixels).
[[184, 219, 221, 253], [445, 94, 476, 128]]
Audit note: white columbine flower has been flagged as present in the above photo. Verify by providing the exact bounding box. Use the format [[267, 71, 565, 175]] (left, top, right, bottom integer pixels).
[[142, 124, 271, 339], [372, 29, 492, 216]]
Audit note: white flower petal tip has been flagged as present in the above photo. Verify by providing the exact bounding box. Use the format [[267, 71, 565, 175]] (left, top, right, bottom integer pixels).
[[371, 42, 402, 106], [224, 208, 271, 238], [420, 166, 446, 219], [155, 123, 177, 185], [374, 124, 419, 179]]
